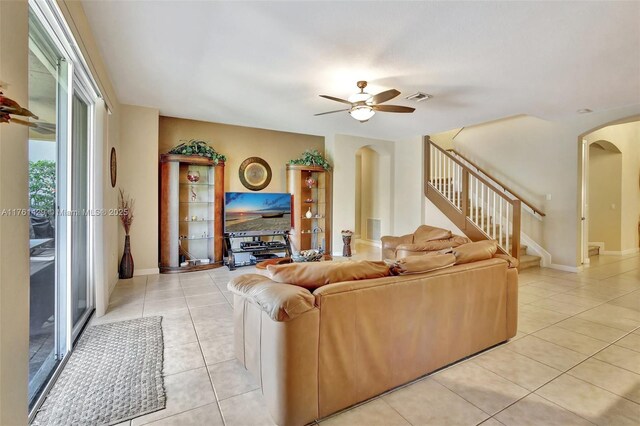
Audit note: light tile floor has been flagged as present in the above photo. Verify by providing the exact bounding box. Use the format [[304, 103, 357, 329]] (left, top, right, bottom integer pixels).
[[95, 246, 640, 426]]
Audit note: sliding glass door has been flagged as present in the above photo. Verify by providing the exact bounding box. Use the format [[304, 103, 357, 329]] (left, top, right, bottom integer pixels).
[[28, 6, 96, 410], [71, 91, 92, 338], [27, 12, 68, 407]]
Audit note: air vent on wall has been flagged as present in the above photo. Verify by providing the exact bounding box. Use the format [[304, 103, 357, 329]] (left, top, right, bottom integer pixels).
[[367, 218, 381, 241], [405, 92, 433, 102]]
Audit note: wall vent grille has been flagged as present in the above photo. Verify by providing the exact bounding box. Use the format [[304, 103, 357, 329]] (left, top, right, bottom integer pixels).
[[367, 218, 381, 241]]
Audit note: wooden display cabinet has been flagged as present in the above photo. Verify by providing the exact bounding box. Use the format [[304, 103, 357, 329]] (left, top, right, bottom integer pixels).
[[286, 164, 332, 254], [160, 154, 224, 273]]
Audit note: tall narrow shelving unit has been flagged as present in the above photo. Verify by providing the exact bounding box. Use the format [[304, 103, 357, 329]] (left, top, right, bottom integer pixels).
[[286, 164, 332, 254], [160, 154, 225, 273]]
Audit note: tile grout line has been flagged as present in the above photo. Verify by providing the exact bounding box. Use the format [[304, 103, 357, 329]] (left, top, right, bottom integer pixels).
[[185, 275, 229, 426], [485, 324, 640, 424]]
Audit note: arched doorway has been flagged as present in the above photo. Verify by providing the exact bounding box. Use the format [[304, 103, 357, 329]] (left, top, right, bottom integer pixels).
[[579, 117, 640, 264], [583, 140, 622, 262], [353, 145, 392, 255]]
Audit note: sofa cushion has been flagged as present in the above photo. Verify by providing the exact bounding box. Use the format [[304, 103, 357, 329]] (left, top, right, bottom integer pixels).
[[390, 253, 456, 275], [413, 225, 452, 243], [395, 235, 471, 255], [267, 260, 391, 290], [227, 274, 315, 321], [453, 240, 498, 264], [493, 253, 519, 269]]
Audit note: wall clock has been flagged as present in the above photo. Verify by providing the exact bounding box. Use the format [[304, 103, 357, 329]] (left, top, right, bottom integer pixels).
[[239, 157, 271, 191], [110, 147, 117, 188]]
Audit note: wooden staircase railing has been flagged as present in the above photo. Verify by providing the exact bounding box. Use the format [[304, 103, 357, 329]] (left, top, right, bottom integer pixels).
[[424, 136, 523, 259], [445, 148, 545, 217]]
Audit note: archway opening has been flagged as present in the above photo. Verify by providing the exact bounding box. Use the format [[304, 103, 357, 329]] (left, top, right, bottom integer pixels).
[[354, 145, 391, 256], [579, 119, 639, 264]]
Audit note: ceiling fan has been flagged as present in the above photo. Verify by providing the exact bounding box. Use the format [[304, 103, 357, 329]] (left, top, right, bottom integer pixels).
[[315, 81, 415, 122]]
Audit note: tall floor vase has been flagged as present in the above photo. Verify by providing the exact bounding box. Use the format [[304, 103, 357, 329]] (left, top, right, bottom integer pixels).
[[119, 235, 134, 279]]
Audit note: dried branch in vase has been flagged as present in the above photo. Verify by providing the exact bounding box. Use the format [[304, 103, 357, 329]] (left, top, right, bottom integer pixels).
[[118, 188, 135, 235]]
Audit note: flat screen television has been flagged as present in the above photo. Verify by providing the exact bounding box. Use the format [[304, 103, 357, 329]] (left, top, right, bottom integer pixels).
[[224, 192, 292, 235]]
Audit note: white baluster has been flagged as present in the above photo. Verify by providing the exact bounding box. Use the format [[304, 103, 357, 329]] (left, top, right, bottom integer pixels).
[[492, 192, 496, 239], [475, 178, 479, 225], [448, 158, 452, 201], [435, 150, 439, 192], [430, 145, 434, 185], [499, 198, 503, 248], [504, 202, 511, 253]]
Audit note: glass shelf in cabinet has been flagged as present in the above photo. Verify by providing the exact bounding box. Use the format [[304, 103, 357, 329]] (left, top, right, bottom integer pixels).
[[180, 183, 215, 187], [180, 236, 214, 241], [179, 201, 214, 204]]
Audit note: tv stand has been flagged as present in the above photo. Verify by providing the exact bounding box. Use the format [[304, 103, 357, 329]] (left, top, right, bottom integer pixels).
[[223, 232, 292, 270]]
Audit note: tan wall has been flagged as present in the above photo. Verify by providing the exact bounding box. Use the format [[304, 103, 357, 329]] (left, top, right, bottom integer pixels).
[[0, 2, 30, 423], [159, 116, 324, 193], [448, 105, 640, 267], [119, 105, 159, 273], [585, 121, 640, 252], [588, 145, 622, 250]]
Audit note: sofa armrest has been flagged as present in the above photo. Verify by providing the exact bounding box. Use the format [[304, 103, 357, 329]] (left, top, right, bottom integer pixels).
[[380, 234, 413, 259], [228, 274, 315, 322], [493, 253, 519, 269]]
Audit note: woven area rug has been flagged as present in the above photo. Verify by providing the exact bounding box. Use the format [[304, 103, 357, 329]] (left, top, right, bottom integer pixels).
[[33, 316, 166, 426]]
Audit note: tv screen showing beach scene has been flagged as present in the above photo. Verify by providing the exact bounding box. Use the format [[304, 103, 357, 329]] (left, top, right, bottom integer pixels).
[[224, 192, 292, 233]]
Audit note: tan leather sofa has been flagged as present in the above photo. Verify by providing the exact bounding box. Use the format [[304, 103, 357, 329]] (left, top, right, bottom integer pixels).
[[229, 257, 518, 426], [381, 224, 471, 260]]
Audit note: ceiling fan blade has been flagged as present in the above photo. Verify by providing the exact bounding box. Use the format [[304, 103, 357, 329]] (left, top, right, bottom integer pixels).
[[370, 89, 400, 104], [314, 108, 350, 116], [372, 104, 415, 113], [319, 95, 352, 105]]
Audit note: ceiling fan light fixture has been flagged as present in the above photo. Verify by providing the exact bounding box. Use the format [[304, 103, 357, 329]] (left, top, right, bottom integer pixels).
[[348, 92, 372, 103], [349, 105, 375, 122]]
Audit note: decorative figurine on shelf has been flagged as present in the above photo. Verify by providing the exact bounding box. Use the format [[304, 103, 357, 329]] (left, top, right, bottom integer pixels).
[[186, 169, 200, 183], [304, 198, 314, 203], [341, 230, 353, 258], [305, 174, 316, 189], [190, 186, 197, 202], [305, 207, 313, 219]]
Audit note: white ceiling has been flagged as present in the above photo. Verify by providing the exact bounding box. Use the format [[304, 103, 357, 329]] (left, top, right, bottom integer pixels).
[[82, 1, 640, 141]]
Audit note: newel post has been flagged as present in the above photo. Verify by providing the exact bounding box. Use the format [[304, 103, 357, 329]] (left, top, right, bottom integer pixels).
[[512, 200, 521, 260], [461, 169, 469, 224]]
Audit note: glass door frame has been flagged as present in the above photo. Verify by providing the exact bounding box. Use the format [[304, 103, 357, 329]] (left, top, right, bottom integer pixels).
[[69, 82, 96, 341], [28, 0, 103, 418]]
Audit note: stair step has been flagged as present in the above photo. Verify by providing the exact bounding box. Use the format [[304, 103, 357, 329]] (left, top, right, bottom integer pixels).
[[518, 254, 541, 271], [588, 245, 600, 257], [519, 245, 528, 257]]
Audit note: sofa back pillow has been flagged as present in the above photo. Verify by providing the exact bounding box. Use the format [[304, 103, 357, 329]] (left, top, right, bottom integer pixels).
[[413, 225, 452, 243], [453, 240, 498, 264], [390, 253, 456, 275], [267, 260, 391, 290]]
